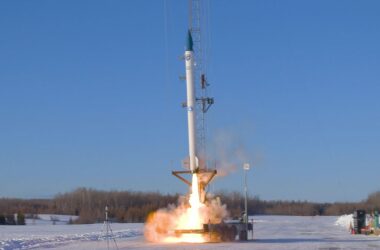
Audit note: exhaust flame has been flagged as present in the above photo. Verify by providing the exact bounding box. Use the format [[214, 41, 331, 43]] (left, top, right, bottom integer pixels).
[[167, 173, 205, 243], [145, 173, 227, 243], [187, 174, 203, 229]]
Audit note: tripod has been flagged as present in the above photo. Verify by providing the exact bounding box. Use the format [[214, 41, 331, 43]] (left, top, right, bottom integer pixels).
[[102, 206, 119, 250]]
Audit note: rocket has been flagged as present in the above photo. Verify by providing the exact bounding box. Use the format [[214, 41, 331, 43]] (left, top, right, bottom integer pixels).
[[184, 30, 198, 173], [171, 30, 217, 202]]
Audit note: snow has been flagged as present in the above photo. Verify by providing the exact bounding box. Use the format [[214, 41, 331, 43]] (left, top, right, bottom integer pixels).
[[25, 214, 79, 226], [0, 223, 142, 250], [335, 214, 353, 229], [1, 215, 379, 249]]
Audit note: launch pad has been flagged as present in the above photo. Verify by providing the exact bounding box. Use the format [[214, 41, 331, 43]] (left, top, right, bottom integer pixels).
[[172, 169, 217, 202], [174, 221, 253, 242]]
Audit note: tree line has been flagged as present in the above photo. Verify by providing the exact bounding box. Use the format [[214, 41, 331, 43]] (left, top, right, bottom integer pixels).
[[1, 188, 379, 224], [0, 212, 25, 225]]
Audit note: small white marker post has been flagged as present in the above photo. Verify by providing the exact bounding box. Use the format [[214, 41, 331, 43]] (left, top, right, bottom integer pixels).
[[105, 206, 109, 249], [243, 163, 250, 238]]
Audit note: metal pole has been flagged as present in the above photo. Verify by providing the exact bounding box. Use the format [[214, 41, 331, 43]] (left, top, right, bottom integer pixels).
[[251, 218, 254, 239], [106, 206, 109, 250], [243, 163, 250, 236], [244, 169, 248, 229]]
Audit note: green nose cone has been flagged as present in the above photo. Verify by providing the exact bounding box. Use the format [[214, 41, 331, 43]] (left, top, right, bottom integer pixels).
[[186, 30, 193, 51]]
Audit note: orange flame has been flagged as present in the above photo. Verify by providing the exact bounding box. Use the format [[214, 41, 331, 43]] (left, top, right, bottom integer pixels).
[[164, 174, 205, 243], [145, 174, 206, 243], [145, 173, 229, 243]]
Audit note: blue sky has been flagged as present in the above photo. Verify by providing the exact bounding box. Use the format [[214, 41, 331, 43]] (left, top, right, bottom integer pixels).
[[0, 0, 379, 202]]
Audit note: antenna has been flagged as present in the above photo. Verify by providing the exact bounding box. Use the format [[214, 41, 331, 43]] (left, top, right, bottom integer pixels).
[[102, 205, 119, 250]]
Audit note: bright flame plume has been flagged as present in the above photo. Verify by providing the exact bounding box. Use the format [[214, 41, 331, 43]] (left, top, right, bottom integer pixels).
[[145, 173, 228, 243], [165, 174, 205, 243]]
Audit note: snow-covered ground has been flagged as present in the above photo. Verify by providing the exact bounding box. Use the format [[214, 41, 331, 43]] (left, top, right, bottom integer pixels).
[[335, 214, 353, 229], [0, 223, 142, 250], [1, 215, 379, 249]]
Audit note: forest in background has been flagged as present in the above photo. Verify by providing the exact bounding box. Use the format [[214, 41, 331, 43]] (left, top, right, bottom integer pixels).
[[1, 188, 379, 224]]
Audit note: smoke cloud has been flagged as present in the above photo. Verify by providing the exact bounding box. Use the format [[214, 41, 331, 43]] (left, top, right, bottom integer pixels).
[[209, 129, 252, 177]]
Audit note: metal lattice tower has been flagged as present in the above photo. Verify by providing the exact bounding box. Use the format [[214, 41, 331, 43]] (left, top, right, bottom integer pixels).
[[189, 0, 213, 169]]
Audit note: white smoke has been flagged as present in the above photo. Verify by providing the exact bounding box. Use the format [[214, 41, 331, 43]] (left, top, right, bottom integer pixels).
[[209, 129, 256, 177]]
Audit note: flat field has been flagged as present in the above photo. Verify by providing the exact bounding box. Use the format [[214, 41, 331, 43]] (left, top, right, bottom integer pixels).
[[1, 215, 379, 250]]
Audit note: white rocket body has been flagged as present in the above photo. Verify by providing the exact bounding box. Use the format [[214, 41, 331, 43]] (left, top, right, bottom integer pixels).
[[185, 35, 198, 173]]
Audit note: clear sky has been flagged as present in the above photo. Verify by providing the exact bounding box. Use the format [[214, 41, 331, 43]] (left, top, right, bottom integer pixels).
[[0, 0, 379, 202]]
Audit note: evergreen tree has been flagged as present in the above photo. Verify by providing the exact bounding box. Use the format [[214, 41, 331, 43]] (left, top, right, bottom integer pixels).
[[6, 214, 16, 225], [17, 212, 26, 225], [0, 214, 5, 225]]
